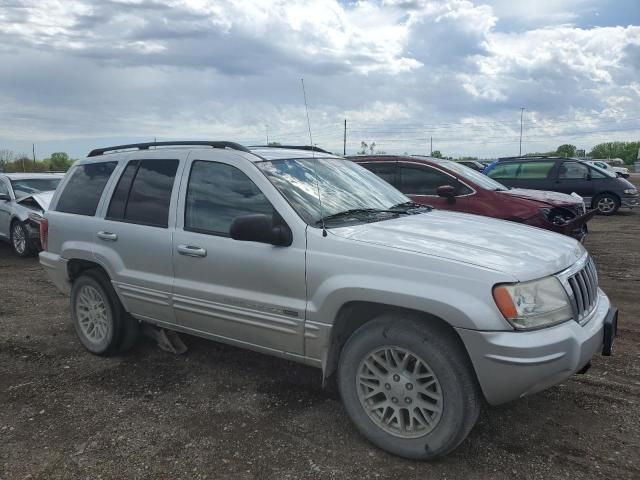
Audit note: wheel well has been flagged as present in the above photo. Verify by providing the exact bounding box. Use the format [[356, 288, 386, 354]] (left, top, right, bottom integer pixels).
[[593, 191, 620, 205], [323, 301, 469, 383], [67, 259, 109, 282]]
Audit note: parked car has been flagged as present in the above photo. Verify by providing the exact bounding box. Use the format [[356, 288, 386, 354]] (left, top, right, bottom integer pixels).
[[456, 160, 485, 172], [40, 141, 617, 460], [585, 160, 630, 178], [350, 155, 594, 241], [484, 156, 639, 215], [0, 173, 63, 256]]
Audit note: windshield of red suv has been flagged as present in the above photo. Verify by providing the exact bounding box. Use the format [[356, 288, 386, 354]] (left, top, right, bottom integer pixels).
[[258, 157, 411, 226]]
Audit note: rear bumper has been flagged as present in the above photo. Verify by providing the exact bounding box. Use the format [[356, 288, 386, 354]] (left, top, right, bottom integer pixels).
[[456, 289, 614, 406], [39, 251, 71, 294]]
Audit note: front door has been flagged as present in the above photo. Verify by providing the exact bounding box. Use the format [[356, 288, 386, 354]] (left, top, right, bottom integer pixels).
[[172, 156, 307, 355], [552, 161, 595, 200], [398, 163, 469, 211]]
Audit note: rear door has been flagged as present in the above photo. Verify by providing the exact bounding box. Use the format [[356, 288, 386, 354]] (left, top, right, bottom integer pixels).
[[93, 154, 185, 324], [171, 152, 307, 355], [552, 161, 595, 200], [397, 162, 470, 211], [512, 160, 556, 191]]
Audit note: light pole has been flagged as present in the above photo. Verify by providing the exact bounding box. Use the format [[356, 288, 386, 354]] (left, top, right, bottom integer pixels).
[[519, 107, 525, 156]]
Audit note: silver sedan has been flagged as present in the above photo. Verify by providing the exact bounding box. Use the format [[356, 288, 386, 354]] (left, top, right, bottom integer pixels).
[[0, 173, 63, 256]]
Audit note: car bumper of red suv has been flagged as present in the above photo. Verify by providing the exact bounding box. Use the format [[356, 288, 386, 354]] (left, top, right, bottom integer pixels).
[[525, 209, 596, 242]]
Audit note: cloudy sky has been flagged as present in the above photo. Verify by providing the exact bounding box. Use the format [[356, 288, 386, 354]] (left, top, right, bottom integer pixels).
[[0, 0, 638, 159]]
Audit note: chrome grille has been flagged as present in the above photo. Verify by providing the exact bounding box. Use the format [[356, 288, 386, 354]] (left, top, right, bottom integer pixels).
[[567, 257, 598, 322]]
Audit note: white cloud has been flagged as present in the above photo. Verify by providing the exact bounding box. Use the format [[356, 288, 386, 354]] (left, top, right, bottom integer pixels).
[[0, 0, 638, 159]]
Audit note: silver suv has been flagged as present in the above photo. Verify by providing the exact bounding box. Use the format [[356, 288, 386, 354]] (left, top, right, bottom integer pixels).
[[40, 141, 618, 460]]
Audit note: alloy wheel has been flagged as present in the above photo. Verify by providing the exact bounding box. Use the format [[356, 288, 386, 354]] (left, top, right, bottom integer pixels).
[[11, 223, 26, 255], [76, 285, 111, 345], [596, 196, 616, 214], [356, 346, 443, 438]]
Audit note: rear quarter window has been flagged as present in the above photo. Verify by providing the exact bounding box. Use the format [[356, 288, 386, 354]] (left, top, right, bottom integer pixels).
[[55, 162, 117, 216], [516, 161, 555, 179]]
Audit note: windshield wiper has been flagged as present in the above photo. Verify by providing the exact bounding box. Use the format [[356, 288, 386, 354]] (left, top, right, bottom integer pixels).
[[315, 208, 408, 226], [389, 201, 433, 212]]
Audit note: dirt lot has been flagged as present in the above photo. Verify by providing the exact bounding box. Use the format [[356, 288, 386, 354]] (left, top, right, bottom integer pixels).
[[2, 189, 639, 479]]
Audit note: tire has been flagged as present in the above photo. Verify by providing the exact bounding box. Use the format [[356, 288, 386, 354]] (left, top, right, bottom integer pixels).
[[10, 221, 35, 257], [338, 316, 481, 460], [593, 193, 620, 216], [70, 270, 137, 356]]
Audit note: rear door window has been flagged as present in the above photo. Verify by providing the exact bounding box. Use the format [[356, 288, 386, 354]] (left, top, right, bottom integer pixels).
[[184, 161, 273, 236], [106, 159, 179, 228], [398, 165, 454, 195], [56, 162, 117, 216], [515, 161, 555, 179], [487, 162, 520, 179]]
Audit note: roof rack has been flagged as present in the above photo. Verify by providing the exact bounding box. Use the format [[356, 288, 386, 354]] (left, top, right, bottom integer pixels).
[[88, 141, 251, 157], [497, 155, 568, 161], [250, 145, 333, 154]]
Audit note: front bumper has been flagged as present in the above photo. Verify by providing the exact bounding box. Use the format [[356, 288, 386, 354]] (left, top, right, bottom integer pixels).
[[456, 289, 615, 406], [621, 196, 639, 209], [525, 209, 595, 242]]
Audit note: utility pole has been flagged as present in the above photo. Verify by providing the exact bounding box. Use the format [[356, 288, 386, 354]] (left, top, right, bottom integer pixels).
[[519, 107, 525, 156], [266, 125, 269, 145], [343, 119, 347, 155], [430, 136, 433, 156], [32, 144, 36, 163]]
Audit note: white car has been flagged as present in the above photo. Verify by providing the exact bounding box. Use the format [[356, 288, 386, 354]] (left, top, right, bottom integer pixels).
[[0, 173, 63, 256], [586, 160, 630, 178]]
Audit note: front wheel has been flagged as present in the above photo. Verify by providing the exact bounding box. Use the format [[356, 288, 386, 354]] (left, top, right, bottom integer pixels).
[[338, 316, 481, 460], [593, 193, 620, 216], [10, 221, 35, 257]]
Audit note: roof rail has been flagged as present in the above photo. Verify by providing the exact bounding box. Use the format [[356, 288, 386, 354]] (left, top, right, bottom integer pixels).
[[250, 145, 334, 154], [87, 141, 251, 157]]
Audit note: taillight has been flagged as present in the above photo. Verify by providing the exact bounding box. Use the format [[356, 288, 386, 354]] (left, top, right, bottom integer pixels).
[[40, 218, 49, 251]]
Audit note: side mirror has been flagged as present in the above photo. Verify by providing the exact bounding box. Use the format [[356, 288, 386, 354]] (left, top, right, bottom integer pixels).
[[230, 214, 292, 247], [0, 193, 10, 201], [436, 185, 456, 204]]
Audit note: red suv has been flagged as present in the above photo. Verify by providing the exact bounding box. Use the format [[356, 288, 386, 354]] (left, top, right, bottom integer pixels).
[[349, 155, 595, 241]]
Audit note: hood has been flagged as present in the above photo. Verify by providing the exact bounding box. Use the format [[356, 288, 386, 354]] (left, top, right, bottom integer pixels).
[[331, 210, 585, 281], [500, 188, 582, 207], [16, 191, 54, 211]]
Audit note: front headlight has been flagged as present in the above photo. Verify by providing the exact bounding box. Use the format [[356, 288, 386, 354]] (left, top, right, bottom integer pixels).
[[493, 276, 573, 330], [623, 188, 637, 195]]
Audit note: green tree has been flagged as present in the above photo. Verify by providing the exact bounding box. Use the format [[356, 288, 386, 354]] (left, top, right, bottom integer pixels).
[[589, 141, 640, 165], [431, 150, 443, 159], [45, 152, 73, 171], [555, 144, 577, 157]]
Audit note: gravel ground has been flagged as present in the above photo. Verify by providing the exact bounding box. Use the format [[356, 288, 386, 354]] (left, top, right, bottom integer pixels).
[[1, 188, 639, 479]]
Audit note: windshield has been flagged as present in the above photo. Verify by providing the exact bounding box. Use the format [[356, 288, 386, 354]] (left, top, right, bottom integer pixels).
[[10, 178, 61, 198], [440, 161, 509, 191], [257, 157, 410, 226]]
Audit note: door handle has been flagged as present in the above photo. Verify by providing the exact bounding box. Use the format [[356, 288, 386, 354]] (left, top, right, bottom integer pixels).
[[97, 231, 118, 241], [177, 244, 207, 257]]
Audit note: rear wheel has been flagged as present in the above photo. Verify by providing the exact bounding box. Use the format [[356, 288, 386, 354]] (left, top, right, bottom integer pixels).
[[338, 316, 481, 460], [593, 193, 620, 216], [70, 270, 138, 355], [10, 221, 35, 257]]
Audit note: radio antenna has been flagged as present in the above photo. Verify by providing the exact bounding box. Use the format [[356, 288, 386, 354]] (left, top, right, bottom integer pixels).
[[301, 78, 327, 237]]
